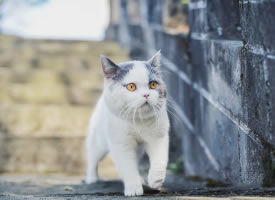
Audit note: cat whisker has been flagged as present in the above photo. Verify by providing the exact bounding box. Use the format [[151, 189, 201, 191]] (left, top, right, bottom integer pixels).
[[132, 107, 137, 127], [120, 102, 133, 119], [121, 102, 135, 120], [165, 104, 183, 123], [138, 109, 144, 122], [151, 105, 160, 128]]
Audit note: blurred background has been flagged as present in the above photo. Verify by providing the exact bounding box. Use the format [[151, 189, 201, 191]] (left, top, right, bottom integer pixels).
[[1, 0, 275, 187], [0, 0, 128, 183], [0, 0, 109, 40]]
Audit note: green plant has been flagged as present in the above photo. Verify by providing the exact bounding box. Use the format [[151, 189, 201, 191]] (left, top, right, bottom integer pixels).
[[181, 0, 189, 5], [168, 157, 184, 174]]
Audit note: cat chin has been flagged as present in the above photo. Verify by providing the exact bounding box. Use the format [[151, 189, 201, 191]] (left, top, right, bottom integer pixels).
[[139, 103, 162, 116], [140, 102, 150, 109]]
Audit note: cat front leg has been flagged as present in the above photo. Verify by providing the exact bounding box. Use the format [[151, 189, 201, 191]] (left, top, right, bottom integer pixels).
[[146, 134, 169, 189], [110, 144, 143, 196], [86, 135, 107, 184]]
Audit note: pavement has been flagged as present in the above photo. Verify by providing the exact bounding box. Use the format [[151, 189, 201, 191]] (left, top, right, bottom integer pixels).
[[1, 174, 275, 199]]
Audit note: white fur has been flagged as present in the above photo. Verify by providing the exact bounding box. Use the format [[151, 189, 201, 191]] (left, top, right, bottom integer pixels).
[[86, 60, 169, 196]]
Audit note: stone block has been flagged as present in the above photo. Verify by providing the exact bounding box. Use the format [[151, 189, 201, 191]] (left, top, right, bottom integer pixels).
[[266, 55, 275, 145], [11, 62, 33, 83], [0, 105, 92, 137], [190, 38, 208, 87], [183, 90, 265, 185], [207, 0, 241, 39], [0, 86, 10, 104], [38, 56, 67, 72], [128, 24, 144, 45], [28, 69, 63, 85], [163, 66, 193, 123], [9, 83, 68, 104], [68, 87, 102, 105], [169, 118, 184, 163], [0, 137, 86, 173], [173, 35, 190, 73], [241, 51, 273, 144], [164, 65, 179, 105], [188, 4, 208, 33], [146, 0, 163, 25], [190, 38, 245, 120], [178, 76, 194, 123], [0, 68, 13, 85], [240, 0, 275, 53], [189, 0, 241, 38], [0, 136, 119, 176], [162, 33, 189, 72], [183, 128, 218, 178], [63, 65, 103, 90], [239, 132, 265, 185]]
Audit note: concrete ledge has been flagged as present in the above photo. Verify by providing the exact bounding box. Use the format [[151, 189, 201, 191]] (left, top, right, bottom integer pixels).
[[1, 174, 275, 199]]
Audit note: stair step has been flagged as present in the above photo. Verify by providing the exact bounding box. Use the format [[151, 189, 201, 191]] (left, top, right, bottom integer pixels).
[[0, 35, 127, 176]]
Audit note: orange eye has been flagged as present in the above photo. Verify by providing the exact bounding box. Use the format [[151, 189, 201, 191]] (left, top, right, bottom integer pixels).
[[127, 83, 136, 91], [150, 81, 157, 89]]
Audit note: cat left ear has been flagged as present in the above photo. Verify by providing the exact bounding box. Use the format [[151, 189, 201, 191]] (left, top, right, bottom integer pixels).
[[100, 55, 119, 79], [148, 50, 161, 68]]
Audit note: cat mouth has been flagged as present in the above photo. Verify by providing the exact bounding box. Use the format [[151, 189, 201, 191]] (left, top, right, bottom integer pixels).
[[141, 101, 149, 107]]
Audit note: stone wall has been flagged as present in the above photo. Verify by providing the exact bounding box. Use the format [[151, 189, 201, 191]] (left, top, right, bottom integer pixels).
[[107, 0, 275, 186]]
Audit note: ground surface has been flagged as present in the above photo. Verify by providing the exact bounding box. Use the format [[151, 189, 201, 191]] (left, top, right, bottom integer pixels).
[[1, 174, 275, 199]]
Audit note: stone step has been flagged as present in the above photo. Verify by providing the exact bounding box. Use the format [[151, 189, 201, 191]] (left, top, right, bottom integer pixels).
[[0, 104, 92, 137], [0, 136, 119, 177], [0, 35, 128, 176], [0, 35, 129, 58], [0, 104, 119, 176], [0, 70, 102, 105], [0, 104, 91, 173]]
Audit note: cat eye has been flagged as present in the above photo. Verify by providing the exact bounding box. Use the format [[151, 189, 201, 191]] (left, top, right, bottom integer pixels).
[[127, 83, 136, 91], [150, 81, 158, 89]]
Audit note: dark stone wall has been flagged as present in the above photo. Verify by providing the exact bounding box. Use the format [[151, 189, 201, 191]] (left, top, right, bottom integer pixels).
[[107, 0, 275, 186]]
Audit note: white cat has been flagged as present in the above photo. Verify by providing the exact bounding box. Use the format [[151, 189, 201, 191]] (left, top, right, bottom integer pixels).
[[86, 51, 170, 196]]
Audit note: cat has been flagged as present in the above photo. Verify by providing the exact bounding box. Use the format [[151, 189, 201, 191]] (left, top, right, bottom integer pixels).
[[85, 51, 170, 196]]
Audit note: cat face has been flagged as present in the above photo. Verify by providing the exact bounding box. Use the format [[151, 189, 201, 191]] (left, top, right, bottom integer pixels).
[[101, 51, 167, 120]]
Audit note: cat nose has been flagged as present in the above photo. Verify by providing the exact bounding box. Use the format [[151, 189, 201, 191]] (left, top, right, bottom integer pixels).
[[143, 94, 150, 99]]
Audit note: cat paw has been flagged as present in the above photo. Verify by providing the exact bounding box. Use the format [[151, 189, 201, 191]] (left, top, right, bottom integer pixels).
[[124, 184, 143, 196], [148, 171, 165, 189], [85, 176, 98, 184]]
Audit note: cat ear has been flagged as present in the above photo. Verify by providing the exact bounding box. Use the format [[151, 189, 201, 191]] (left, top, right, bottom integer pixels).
[[148, 50, 161, 68], [100, 55, 119, 79]]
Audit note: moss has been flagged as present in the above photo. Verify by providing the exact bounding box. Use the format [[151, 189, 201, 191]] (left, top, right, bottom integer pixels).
[[181, 0, 189, 5], [168, 157, 184, 174], [186, 176, 228, 187], [186, 176, 204, 182]]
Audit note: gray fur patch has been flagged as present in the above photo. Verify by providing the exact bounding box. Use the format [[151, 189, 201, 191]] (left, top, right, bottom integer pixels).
[[145, 62, 167, 102], [144, 63, 158, 80], [112, 62, 134, 81]]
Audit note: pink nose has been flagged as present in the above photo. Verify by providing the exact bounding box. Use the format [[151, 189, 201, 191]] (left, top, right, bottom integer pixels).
[[143, 94, 150, 99]]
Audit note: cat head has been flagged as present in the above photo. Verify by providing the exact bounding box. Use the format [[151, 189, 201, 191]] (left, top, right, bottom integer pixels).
[[101, 51, 166, 120]]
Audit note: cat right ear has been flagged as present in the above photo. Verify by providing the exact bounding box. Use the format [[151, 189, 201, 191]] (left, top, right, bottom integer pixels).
[[148, 50, 161, 68], [100, 55, 119, 79]]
